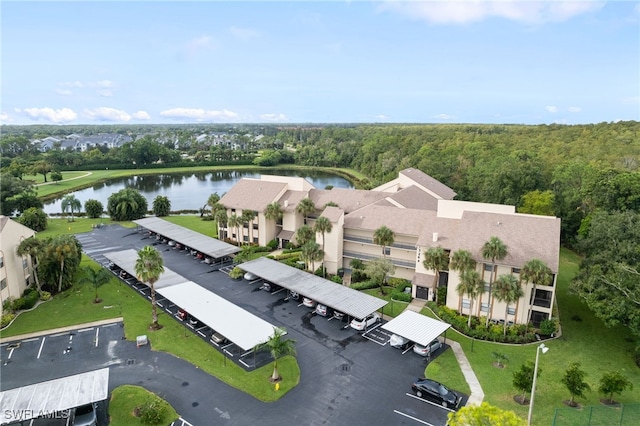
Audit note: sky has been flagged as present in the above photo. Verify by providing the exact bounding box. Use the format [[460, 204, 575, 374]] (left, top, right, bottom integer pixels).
[[1, 0, 638, 125]]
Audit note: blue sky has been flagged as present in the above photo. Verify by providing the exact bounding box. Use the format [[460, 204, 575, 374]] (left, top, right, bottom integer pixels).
[[1, 1, 638, 125]]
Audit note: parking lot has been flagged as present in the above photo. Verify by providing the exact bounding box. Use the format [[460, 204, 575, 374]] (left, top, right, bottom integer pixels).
[[2, 224, 467, 425]]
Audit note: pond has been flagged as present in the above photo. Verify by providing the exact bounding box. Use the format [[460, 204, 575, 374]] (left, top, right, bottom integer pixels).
[[43, 169, 353, 214]]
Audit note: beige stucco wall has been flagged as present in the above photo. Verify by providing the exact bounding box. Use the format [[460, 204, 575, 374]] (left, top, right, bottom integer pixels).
[[317, 215, 344, 275], [0, 218, 36, 316]]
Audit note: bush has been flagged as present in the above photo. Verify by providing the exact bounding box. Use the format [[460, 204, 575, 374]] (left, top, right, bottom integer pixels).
[[391, 291, 412, 302], [350, 280, 378, 290], [331, 275, 344, 284], [84, 199, 104, 218], [21, 288, 39, 310], [229, 267, 244, 280], [138, 396, 168, 425], [539, 319, 557, 336], [351, 270, 367, 283], [389, 277, 411, 291], [437, 287, 447, 306], [12, 297, 26, 311], [2, 298, 14, 313], [18, 207, 48, 232], [267, 239, 278, 250], [39, 291, 52, 301], [1, 313, 16, 328]]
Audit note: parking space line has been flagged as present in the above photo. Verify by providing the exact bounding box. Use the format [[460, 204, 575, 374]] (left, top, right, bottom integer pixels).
[[362, 334, 387, 346], [95, 328, 100, 347], [393, 410, 434, 425], [21, 338, 39, 343], [239, 358, 250, 368], [101, 323, 118, 328], [7, 348, 15, 359], [197, 331, 206, 338], [37, 337, 46, 359], [405, 393, 456, 413], [78, 327, 94, 333], [223, 349, 234, 357]]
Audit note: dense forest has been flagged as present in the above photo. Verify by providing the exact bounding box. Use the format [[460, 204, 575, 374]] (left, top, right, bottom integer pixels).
[[2, 120, 640, 344]]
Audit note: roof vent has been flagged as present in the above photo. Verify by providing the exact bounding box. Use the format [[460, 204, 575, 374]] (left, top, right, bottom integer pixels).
[[432, 232, 438, 242], [360, 216, 364, 219], [284, 200, 289, 208]]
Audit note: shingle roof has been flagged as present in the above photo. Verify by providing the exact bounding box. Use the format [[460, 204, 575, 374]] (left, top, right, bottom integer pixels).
[[279, 190, 308, 213], [320, 206, 344, 223], [400, 168, 457, 200], [219, 178, 287, 212], [310, 188, 388, 213], [344, 204, 436, 237], [450, 211, 561, 272], [385, 185, 440, 211]]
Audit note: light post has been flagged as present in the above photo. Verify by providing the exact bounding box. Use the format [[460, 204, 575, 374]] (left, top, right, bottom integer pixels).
[[527, 343, 549, 425]]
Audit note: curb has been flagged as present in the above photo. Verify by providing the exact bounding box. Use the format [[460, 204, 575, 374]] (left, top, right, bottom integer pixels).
[[0, 317, 124, 344]]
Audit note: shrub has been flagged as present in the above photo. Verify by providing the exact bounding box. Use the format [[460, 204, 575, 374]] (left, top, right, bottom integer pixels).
[[437, 287, 447, 306], [389, 277, 411, 290], [391, 291, 411, 302], [138, 396, 168, 425], [351, 270, 367, 283], [1, 313, 16, 328], [84, 199, 104, 218], [39, 291, 52, 301], [229, 267, 244, 280], [21, 288, 39, 310], [331, 275, 343, 284], [267, 239, 278, 250], [2, 298, 14, 313], [18, 207, 48, 232], [539, 319, 557, 336], [284, 242, 295, 250], [350, 280, 378, 290]]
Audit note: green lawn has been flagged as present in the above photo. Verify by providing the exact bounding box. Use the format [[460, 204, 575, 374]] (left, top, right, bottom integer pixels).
[[23, 171, 89, 185], [2, 243, 299, 402], [162, 215, 217, 238], [108, 385, 178, 425], [35, 217, 136, 239], [362, 286, 410, 318], [422, 248, 640, 425], [425, 347, 471, 396]]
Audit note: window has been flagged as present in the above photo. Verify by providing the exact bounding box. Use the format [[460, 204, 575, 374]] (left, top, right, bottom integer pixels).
[[483, 282, 491, 292], [243, 235, 249, 242], [484, 263, 494, 272], [253, 224, 258, 230], [0, 256, 3, 268], [383, 247, 391, 256], [511, 267, 521, 274], [462, 299, 470, 309], [507, 306, 516, 315], [231, 209, 236, 214], [480, 302, 489, 312], [0, 278, 6, 290], [253, 237, 259, 244], [23, 258, 28, 269]]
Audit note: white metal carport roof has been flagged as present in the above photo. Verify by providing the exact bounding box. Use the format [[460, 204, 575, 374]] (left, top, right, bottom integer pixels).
[[104, 249, 185, 289], [134, 217, 240, 259], [0, 368, 109, 424], [103, 250, 280, 351], [239, 257, 388, 319], [157, 281, 281, 351], [381, 310, 451, 346]]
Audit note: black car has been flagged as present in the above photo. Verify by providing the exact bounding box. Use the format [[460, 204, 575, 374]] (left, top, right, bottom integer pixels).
[[411, 378, 461, 408]]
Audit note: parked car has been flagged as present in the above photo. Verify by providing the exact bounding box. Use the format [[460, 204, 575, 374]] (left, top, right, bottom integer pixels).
[[177, 309, 188, 321], [289, 291, 300, 300], [244, 271, 258, 280], [302, 297, 317, 308], [390, 334, 411, 350], [332, 311, 345, 321], [260, 282, 282, 292], [315, 303, 333, 317], [413, 339, 442, 357], [349, 312, 381, 331], [73, 403, 98, 426], [411, 377, 461, 408], [167, 240, 176, 247], [196, 252, 204, 259], [210, 331, 227, 345]]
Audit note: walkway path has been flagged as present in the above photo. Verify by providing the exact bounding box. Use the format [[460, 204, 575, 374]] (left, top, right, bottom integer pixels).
[[36, 171, 92, 186], [395, 298, 485, 406]]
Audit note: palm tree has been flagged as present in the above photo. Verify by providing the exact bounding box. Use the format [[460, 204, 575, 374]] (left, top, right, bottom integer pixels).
[[52, 237, 80, 293], [521, 259, 552, 332], [206, 193, 220, 217], [61, 194, 81, 222], [481, 236, 508, 326], [227, 214, 242, 246], [214, 209, 228, 240], [254, 327, 296, 382], [242, 210, 257, 244], [152, 195, 171, 217], [450, 249, 477, 274], [135, 246, 165, 330], [82, 265, 112, 303], [265, 202, 283, 223], [301, 241, 323, 272], [422, 247, 449, 303], [295, 225, 315, 247], [16, 237, 43, 293], [373, 226, 394, 258], [296, 197, 316, 225], [313, 216, 332, 277], [456, 270, 484, 327], [492, 274, 524, 336]]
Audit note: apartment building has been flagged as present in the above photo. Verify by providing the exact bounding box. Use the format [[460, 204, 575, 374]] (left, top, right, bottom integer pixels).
[[0, 216, 36, 316]]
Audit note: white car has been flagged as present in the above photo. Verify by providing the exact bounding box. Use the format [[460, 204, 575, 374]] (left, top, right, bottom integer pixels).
[[302, 297, 317, 308], [244, 271, 258, 280], [413, 339, 442, 357], [349, 312, 381, 331], [390, 334, 411, 349]]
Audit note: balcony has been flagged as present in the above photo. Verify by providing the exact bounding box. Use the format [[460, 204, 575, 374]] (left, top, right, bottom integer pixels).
[[532, 297, 552, 309], [343, 234, 416, 250], [343, 251, 416, 269]]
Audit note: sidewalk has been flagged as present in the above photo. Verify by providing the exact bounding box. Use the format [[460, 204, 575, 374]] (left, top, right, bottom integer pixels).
[[397, 299, 485, 406]]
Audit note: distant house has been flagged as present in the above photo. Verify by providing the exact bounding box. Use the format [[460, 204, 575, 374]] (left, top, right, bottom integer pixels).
[[36, 133, 132, 152], [219, 168, 561, 327]]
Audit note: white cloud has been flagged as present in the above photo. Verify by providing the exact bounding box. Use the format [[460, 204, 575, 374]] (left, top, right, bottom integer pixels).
[[259, 113, 288, 122], [184, 35, 216, 58], [379, 0, 605, 25], [96, 80, 114, 88], [568, 106, 582, 113], [23, 107, 78, 123], [160, 107, 239, 122], [59, 81, 83, 88], [375, 114, 390, 120], [132, 110, 151, 120], [433, 113, 455, 120], [0, 112, 12, 123], [229, 26, 260, 41], [546, 105, 559, 113], [84, 107, 131, 122], [97, 89, 113, 97], [56, 89, 73, 96]]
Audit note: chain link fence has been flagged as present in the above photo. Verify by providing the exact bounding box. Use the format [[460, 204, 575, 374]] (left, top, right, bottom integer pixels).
[[552, 403, 640, 426]]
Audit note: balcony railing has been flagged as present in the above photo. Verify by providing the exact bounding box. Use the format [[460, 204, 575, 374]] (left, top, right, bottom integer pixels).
[[343, 251, 416, 268], [343, 234, 416, 250], [532, 297, 552, 308]]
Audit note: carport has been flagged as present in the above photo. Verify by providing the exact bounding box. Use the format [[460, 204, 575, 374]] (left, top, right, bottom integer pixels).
[[133, 217, 240, 260], [0, 368, 109, 424], [381, 310, 451, 346], [103, 250, 281, 354], [238, 257, 388, 320]]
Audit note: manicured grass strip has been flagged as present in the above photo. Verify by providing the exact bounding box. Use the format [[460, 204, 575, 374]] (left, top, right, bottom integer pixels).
[[361, 287, 409, 318], [2, 256, 300, 402], [108, 385, 178, 426], [162, 215, 217, 238], [424, 348, 471, 396], [23, 171, 89, 185], [35, 217, 136, 239]]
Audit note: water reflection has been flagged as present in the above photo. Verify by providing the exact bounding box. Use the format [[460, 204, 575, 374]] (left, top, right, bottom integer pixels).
[[44, 169, 353, 214]]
